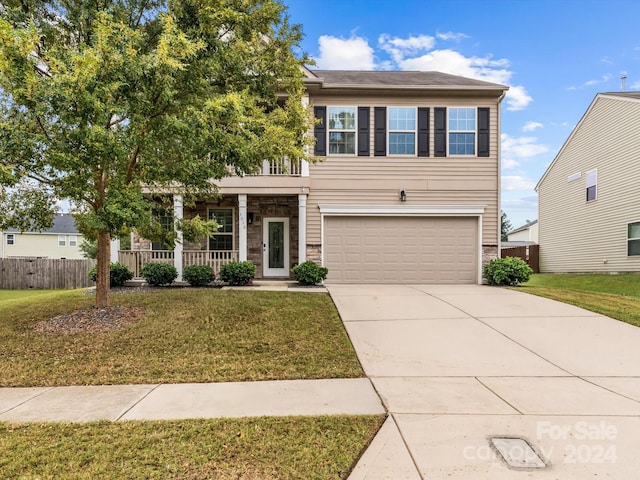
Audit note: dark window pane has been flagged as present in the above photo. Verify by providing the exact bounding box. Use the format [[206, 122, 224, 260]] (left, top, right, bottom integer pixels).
[[628, 222, 640, 239], [628, 239, 640, 256], [209, 235, 233, 251], [449, 133, 475, 155], [586, 185, 597, 202], [268, 221, 285, 268], [389, 133, 415, 155], [329, 132, 355, 154]]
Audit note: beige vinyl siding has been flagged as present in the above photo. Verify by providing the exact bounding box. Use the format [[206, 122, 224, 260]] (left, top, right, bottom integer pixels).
[[307, 96, 499, 246], [538, 95, 640, 272], [3, 233, 84, 259]]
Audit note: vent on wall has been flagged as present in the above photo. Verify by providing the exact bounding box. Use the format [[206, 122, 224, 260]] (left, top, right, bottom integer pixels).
[[567, 172, 581, 182]]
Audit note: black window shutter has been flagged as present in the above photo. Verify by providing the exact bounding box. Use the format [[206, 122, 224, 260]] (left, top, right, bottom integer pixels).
[[374, 107, 386, 156], [314, 106, 326, 156], [434, 107, 446, 157], [417, 107, 430, 157], [477, 107, 490, 157], [358, 107, 370, 156]]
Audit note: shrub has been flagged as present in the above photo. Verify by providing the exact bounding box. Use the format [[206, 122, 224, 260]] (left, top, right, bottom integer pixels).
[[484, 257, 533, 286], [291, 261, 328, 285], [140, 262, 178, 286], [219, 261, 256, 286], [183, 264, 215, 287], [88, 262, 134, 287]]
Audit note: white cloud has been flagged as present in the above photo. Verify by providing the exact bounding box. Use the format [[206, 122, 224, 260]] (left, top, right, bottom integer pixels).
[[501, 134, 549, 159], [436, 31, 469, 42], [398, 48, 511, 84], [504, 85, 532, 111], [378, 34, 435, 63], [522, 121, 543, 132], [502, 158, 520, 170], [315, 35, 375, 70], [502, 175, 536, 192], [585, 73, 612, 86], [313, 33, 533, 110]]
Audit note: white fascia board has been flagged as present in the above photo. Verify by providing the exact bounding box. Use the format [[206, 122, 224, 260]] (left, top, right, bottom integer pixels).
[[318, 205, 486, 216]]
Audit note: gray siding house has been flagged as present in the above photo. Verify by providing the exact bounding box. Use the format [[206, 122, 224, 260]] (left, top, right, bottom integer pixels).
[[123, 69, 509, 283], [536, 92, 640, 273]]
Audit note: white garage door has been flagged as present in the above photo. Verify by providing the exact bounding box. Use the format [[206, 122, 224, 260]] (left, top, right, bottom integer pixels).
[[324, 216, 478, 284]]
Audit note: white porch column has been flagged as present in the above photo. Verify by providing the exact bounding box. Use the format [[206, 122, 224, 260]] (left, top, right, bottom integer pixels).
[[298, 194, 307, 263], [301, 94, 310, 177], [173, 194, 184, 281], [109, 237, 120, 263], [238, 194, 248, 261]]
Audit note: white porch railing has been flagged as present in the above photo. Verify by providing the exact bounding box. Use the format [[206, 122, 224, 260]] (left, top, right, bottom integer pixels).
[[259, 158, 303, 176], [118, 250, 238, 278]]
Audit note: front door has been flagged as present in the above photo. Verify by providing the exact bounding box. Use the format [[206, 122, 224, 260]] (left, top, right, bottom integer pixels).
[[263, 218, 290, 277]]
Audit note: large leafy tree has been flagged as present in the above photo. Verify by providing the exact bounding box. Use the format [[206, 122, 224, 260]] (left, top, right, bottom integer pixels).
[[0, 0, 310, 308]]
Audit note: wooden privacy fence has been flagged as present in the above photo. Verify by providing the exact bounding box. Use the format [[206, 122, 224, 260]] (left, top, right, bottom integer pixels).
[[0, 258, 96, 289], [501, 245, 540, 273]]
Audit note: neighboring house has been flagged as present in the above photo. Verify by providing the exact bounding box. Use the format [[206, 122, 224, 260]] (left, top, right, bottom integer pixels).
[[536, 92, 640, 273], [123, 69, 508, 284], [2, 213, 84, 259], [506, 220, 538, 244]]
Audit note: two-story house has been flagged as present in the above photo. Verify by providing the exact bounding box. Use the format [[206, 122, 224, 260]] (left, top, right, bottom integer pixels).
[[120, 68, 508, 284], [536, 92, 640, 273], [2, 213, 84, 259]]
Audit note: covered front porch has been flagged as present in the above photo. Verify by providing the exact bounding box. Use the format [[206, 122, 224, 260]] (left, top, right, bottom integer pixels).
[[112, 192, 309, 281]]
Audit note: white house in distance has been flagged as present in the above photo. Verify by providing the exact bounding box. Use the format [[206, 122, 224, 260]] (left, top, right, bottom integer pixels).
[[536, 92, 640, 273], [506, 219, 538, 245], [1, 213, 85, 259]]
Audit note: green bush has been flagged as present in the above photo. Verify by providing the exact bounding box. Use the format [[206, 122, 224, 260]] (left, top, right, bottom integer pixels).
[[88, 262, 134, 287], [219, 261, 256, 286], [484, 256, 533, 286], [291, 261, 328, 285], [140, 262, 178, 286], [183, 264, 215, 287]]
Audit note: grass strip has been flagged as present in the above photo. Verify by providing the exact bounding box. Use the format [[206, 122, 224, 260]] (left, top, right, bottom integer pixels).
[[0, 415, 386, 480]]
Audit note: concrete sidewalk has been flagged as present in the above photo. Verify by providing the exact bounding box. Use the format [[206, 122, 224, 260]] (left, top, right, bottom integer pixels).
[[0, 378, 384, 422], [331, 284, 640, 480]]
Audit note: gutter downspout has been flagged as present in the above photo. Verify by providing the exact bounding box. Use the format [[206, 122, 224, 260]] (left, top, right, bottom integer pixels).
[[497, 89, 508, 259]]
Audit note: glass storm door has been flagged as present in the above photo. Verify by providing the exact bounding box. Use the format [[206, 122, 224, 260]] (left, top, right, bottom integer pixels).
[[263, 218, 289, 277]]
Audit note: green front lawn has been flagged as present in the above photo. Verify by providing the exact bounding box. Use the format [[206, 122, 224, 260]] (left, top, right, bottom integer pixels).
[[0, 416, 385, 479], [518, 273, 640, 327], [0, 289, 364, 386]]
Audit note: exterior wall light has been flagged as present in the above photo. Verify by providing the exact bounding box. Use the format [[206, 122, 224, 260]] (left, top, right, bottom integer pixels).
[[400, 189, 407, 202]]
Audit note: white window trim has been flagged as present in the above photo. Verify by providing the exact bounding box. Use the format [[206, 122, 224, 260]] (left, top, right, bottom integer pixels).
[[447, 106, 477, 157], [586, 168, 597, 202], [58, 235, 66, 247], [318, 204, 485, 284], [387, 106, 417, 156], [207, 207, 235, 251], [6, 234, 14, 246], [69, 235, 77, 247], [327, 106, 357, 156], [627, 220, 640, 257]]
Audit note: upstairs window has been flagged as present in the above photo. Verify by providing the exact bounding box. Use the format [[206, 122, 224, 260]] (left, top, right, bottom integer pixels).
[[328, 107, 356, 154], [629, 222, 640, 256], [388, 107, 416, 155], [448, 107, 476, 155], [69, 236, 77, 247], [6, 234, 14, 245], [586, 169, 597, 202], [58, 235, 66, 247], [208, 208, 234, 251]]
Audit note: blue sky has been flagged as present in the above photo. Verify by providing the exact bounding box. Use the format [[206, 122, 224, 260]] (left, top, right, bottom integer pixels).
[[283, 0, 640, 230]]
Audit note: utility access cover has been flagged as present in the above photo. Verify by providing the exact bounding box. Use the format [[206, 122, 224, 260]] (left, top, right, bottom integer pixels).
[[490, 437, 546, 469]]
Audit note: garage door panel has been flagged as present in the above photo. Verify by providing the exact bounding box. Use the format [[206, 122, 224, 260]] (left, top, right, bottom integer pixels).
[[325, 216, 477, 284]]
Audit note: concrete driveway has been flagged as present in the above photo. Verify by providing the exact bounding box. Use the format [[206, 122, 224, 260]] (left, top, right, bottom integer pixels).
[[328, 284, 640, 479]]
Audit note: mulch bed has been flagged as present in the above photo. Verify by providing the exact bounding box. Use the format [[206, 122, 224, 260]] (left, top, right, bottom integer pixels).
[[33, 306, 146, 335]]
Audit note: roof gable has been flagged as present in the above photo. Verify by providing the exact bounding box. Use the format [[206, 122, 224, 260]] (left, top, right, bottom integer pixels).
[[536, 92, 640, 191]]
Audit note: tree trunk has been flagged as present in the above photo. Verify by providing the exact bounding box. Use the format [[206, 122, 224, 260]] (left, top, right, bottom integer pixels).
[[96, 231, 111, 309]]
